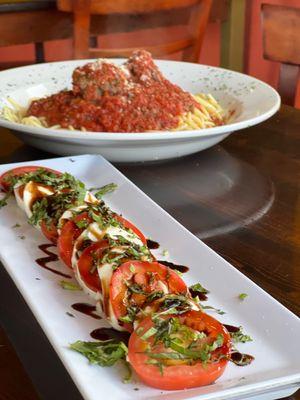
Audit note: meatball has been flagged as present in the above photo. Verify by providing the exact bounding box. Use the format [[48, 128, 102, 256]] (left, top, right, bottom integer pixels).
[[72, 60, 130, 102], [125, 50, 164, 85]]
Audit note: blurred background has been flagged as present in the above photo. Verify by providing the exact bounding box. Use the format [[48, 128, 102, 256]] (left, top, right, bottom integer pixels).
[[0, 0, 299, 107]]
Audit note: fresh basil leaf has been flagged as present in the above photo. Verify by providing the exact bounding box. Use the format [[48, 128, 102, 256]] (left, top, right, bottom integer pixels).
[[93, 183, 117, 199]]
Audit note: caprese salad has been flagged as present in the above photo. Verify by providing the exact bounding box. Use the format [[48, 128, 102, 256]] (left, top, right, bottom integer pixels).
[[0, 165, 252, 391]]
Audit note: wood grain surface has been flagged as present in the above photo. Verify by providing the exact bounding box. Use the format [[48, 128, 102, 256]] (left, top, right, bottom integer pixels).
[[0, 105, 299, 399]]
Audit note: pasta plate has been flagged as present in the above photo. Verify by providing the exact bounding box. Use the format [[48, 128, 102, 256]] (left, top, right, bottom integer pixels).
[[0, 60, 280, 162]]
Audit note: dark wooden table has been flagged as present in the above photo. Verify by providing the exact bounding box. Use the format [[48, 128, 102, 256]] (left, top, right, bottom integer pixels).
[[0, 104, 299, 399]]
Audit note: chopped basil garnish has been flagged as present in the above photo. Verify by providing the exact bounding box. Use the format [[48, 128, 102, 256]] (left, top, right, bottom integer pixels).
[[0, 191, 12, 209], [28, 197, 49, 226], [91, 183, 117, 199], [201, 305, 225, 315], [70, 340, 127, 367], [75, 219, 89, 229], [189, 282, 209, 295], [230, 327, 252, 343], [119, 305, 139, 324], [158, 294, 192, 315], [146, 291, 164, 303], [140, 326, 158, 340], [60, 280, 82, 291], [129, 264, 135, 273], [127, 283, 146, 295], [141, 316, 225, 371], [122, 361, 132, 384], [238, 293, 248, 301]]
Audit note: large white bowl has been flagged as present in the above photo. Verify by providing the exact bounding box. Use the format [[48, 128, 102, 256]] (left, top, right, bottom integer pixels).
[[0, 60, 280, 162]]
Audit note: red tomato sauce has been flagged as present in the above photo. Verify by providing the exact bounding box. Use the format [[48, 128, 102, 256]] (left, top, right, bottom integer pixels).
[[27, 50, 201, 133]]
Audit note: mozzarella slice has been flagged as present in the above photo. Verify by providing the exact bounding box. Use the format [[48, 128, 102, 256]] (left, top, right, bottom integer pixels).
[[22, 181, 55, 219], [94, 299, 121, 332], [14, 184, 25, 210], [71, 221, 144, 274], [105, 225, 144, 247], [84, 191, 99, 204], [85, 222, 144, 247], [59, 205, 87, 223], [57, 191, 99, 234]]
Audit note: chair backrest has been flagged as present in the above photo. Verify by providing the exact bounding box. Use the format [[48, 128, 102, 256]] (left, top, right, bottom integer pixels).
[[58, 0, 200, 14], [57, 0, 212, 62], [261, 3, 300, 105]]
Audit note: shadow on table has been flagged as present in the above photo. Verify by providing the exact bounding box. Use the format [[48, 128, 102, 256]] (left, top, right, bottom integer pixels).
[[118, 146, 275, 239]]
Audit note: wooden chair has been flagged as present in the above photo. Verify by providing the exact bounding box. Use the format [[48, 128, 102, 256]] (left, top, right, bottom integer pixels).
[[0, 0, 58, 69], [261, 4, 300, 106], [57, 0, 212, 62]]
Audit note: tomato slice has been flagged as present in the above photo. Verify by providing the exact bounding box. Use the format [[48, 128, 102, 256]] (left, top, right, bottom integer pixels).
[[57, 220, 79, 267], [114, 215, 147, 245], [0, 166, 60, 192], [76, 240, 109, 293], [41, 202, 88, 246], [58, 211, 92, 268], [58, 211, 145, 269], [128, 310, 231, 390], [40, 220, 59, 244], [110, 260, 187, 332]]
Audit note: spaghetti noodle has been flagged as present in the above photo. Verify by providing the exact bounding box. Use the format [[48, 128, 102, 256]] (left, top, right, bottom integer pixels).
[[2, 93, 224, 132]]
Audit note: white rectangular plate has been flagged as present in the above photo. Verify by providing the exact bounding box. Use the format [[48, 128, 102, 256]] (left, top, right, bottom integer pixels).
[[0, 154, 299, 400]]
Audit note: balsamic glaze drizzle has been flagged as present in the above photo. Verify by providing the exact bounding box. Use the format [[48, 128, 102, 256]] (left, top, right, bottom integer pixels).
[[189, 289, 208, 301], [36, 244, 71, 278], [223, 324, 240, 333], [71, 303, 101, 320], [146, 239, 160, 249], [223, 325, 255, 366], [230, 352, 255, 366], [157, 260, 189, 273], [90, 327, 130, 345]]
